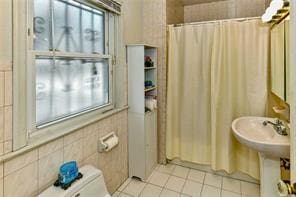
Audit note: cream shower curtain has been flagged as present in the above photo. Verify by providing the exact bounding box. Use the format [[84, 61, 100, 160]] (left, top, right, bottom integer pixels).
[[166, 19, 269, 179]]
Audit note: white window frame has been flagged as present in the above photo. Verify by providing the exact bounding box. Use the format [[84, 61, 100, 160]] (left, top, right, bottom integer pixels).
[[13, 0, 121, 150]]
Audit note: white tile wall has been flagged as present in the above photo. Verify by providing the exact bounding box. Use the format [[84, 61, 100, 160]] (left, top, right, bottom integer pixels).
[[0, 109, 128, 197], [4, 162, 38, 197], [184, 0, 270, 23], [38, 149, 63, 192], [4, 150, 38, 176]]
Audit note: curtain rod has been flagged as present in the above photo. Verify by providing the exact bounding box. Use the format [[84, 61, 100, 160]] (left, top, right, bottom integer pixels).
[[172, 16, 261, 27]]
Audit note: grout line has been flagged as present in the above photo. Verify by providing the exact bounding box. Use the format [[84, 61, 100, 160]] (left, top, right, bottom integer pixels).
[[62, 137, 65, 163], [203, 172, 207, 185], [120, 191, 133, 197], [220, 176, 223, 197], [172, 162, 259, 185], [119, 164, 258, 197], [221, 186, 242, 195], [200, 184, 205, 197], [239, 180, 242, 195], [179, 168, 189, 195], [37, 148, 40, 193], [138, 181, 148, 196], [1, 160, 3, 197], [118, 177, 131, 192], [163, 173, 172, 190], [3, 153, 38, 177], [202, 171, 206, 184], [180, 180, 186, 195]]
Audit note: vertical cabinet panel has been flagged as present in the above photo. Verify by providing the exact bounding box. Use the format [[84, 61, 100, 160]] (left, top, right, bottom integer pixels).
[[145, 111, 157, 177]]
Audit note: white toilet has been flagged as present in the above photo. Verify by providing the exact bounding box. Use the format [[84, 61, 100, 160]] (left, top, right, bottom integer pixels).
[[38, 165, 111, 197]]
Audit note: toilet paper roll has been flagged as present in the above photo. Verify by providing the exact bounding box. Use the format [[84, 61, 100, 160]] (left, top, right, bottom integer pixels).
[[153, 99, 157, 109], [145, 99, 154, 111], [104, 135, 119, 152]]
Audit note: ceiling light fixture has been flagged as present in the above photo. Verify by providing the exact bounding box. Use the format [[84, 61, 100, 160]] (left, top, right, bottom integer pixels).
[[261, 0, 290, 24]]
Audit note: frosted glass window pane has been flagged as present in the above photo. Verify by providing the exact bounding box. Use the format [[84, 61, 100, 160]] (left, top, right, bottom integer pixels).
[[93, 13, 105, 54], [53, 0, 104, 53], [81, 7, 92, 53], [36, 57, 109, 126], [33, 0, 52, 50], [54, 0, 81, 52], [36, 59, 53, 123], [81, 7, 104, 54], [34, 0, 109, 126]]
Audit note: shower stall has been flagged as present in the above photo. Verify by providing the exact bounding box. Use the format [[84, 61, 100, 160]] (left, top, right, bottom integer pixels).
[[166, 17, 269, 180]]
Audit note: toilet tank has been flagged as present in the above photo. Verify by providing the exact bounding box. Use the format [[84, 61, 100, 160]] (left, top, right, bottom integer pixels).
[[38, 165, 111, 197]]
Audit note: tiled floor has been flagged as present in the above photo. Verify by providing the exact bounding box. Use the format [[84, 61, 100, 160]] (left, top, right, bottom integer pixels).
[[112, 164, 260, 197]]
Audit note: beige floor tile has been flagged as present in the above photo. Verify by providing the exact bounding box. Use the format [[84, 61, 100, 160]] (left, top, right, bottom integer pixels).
[[112, 191, 120, 197], [221, 190, 241, 197], [154, 164, 160, 171], [241, 181, 260, 197], [241, 195, 258, 197], [201, 185, 221, 197], [140, 184, 162, 197], [123, 179, 146, 196], [157, 164, 176, 174], [204, 173, 222, 188], [118, 178, 132, 191], [148, 171, 170, 187], [187, 169, 206, 183], [165, 176, 185, 193], [172, 166, 189, 179], [182, 180, 203, 197], [181, 194, 190, 197], [160, 189, 180, 197], [120, 193, 133, 197], [222, 177, 241, 193]]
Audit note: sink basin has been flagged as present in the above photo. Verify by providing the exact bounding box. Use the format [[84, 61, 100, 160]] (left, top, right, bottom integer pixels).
[[232, 117, 290, 158]]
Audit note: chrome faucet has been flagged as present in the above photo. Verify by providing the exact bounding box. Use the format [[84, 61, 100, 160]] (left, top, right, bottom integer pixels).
[[263, 119, 288, 136]]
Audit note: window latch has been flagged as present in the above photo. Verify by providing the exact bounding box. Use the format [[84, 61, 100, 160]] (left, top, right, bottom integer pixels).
[[112, 56, 116, 65]]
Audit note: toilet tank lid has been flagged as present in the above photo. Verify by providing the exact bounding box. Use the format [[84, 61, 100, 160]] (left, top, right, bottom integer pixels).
[[38, 165, 103, 197]]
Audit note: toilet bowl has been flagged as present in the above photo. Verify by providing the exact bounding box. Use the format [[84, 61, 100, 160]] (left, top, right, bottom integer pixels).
[[38, 165, 111, 197]]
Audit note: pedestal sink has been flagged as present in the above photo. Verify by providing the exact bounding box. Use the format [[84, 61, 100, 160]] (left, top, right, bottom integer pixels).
[[232, 117, 290, 197]]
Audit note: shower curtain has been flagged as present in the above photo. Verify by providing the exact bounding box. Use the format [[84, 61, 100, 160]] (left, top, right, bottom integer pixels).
[[166, 19, 269, 179]]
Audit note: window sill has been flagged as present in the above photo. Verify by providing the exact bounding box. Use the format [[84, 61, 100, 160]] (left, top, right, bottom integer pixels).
[[0, 106, 128, 163]]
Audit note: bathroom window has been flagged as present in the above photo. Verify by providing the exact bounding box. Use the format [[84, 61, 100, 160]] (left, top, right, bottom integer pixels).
[[13, 0, 121, 150], [31, 0, 113, 127]]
